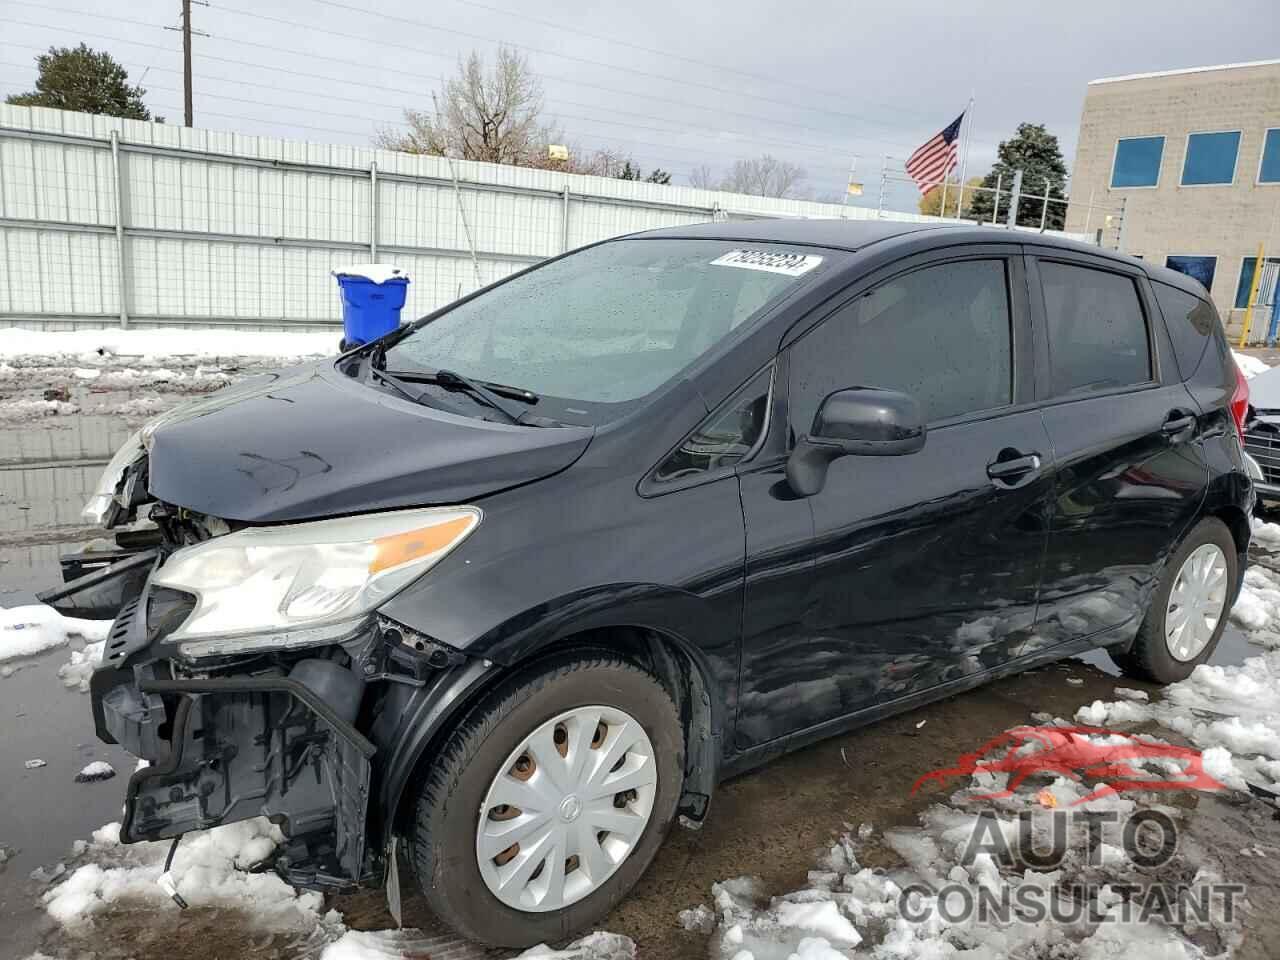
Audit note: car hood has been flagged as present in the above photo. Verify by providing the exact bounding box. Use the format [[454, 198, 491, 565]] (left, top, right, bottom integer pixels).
[[144, 362, 594, 522]]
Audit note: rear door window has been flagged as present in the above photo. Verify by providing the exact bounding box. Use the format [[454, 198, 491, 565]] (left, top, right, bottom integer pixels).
[[788, 258, 1013, 430], [1039, 261, 1151, 396]]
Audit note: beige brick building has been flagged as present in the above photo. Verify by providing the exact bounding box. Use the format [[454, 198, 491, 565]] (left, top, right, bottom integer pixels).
[[1065, 60, 1280, 339]]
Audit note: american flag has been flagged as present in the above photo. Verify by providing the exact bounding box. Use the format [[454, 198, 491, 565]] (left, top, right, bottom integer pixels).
[[905, 113, 965, 193]]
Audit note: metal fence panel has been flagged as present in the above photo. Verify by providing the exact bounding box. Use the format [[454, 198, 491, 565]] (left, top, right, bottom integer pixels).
[[0, 104, 1091, 330]]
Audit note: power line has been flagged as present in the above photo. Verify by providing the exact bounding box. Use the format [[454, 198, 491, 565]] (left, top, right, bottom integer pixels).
[[297, 0, 933, 139], [203, 0, 926, 155], [436, 0, 949, 127], [3, 26, 865, 173], [8, 6, 921, 156]]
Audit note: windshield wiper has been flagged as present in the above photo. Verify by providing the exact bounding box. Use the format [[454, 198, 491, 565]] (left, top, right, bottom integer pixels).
[[384, 368, 539, 405], [430, 368, 526, 424]]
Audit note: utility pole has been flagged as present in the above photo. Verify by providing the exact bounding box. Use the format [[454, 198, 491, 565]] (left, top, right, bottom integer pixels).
[[182, 0, 193, 126], [165, 1, 207, 127]]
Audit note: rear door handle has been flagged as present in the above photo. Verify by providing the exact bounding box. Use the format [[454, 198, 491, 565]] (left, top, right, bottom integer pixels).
[[987, 453, 1042, 482], [1162, 409, 1197, 438]]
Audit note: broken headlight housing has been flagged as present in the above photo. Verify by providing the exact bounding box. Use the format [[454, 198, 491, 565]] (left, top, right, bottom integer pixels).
[[152, 506, 480, 659]]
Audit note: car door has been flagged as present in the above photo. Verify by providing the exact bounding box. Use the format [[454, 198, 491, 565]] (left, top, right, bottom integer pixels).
[[1023, 251, 1210, 656], [735, 246, 1055, 750]]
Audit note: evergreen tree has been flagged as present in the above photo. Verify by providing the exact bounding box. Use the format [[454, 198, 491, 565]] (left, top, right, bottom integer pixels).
[[967, 123, 1068, 229], [6, 44, 152, 120]]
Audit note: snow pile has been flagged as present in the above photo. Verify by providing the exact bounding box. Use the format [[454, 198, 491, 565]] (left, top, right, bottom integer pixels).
[[0, 398, 79, 420], [1234, 351, 1270, 379], [332, 263, 406, 285], [57, 640, 105, 693], [696, 773, 1232, 960], [1077, 650, 1280, 793], [0, 327, 336, 364], [74, 761, 115, 783], [0, 605, 110, 664], [516, 932, 637, 959], [42, 818, 335, 934]]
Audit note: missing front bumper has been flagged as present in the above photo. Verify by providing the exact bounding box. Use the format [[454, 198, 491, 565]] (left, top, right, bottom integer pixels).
[[124, 676, 375, 890], [91, 593, 377, 893]]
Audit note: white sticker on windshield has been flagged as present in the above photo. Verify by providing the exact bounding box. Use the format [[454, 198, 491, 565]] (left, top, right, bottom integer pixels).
[[710, 249, 824, 277]]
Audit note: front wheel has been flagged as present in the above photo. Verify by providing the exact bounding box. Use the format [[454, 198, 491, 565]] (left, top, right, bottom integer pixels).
[[1110, 517, 1237, 684], [409, 653, 684, 947]]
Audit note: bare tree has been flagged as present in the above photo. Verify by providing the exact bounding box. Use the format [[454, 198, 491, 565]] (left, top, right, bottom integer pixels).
[[688, 164, 718, 189], [721, 155, 807, 198], [375, 47, 555, 165]]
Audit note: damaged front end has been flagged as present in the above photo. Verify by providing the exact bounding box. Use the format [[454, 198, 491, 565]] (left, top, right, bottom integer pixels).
[[48, 437, 485, 892]]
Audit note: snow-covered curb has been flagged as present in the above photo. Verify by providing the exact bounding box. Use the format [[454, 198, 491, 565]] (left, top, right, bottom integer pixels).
[[0, 326, 335, 364]]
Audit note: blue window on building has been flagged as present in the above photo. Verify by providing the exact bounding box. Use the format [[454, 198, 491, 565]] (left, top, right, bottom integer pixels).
[[1111, 136, 1164, 187], [1236, 257, 1280, 308], [1166, 256, 1217, 293], [1261, 129, 1280, 184], [1181, 131, 1241, 185]]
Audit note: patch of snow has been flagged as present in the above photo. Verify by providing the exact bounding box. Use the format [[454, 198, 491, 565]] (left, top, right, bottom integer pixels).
[[516, 932, 637, 959], [1234, 351, 1270, 378], [332, 263, 406, 285], [58, 640, 104, 693], [75, 761, 116, 783], [42, 817, 332, 933], [1, 605, 110, 664], [0, 327, 335, 365], [1252, 516, 1280, 548], [24, 758, 47, 769], [680, 903, 717, 933], [0, 398, 79, 421]]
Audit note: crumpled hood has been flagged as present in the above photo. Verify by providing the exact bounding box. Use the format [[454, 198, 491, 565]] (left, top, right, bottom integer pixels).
[[144, 362, 593, 522]]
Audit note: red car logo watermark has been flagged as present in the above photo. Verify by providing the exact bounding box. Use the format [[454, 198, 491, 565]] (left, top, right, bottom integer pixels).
[[911, 725, 1225, 804]]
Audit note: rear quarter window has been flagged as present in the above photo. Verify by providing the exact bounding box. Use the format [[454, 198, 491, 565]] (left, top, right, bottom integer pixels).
[[1152, 281, 1222, 383]]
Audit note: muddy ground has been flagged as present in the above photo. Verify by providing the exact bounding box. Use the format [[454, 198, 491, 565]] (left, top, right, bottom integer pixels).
[[3, 370, 1279, 960]]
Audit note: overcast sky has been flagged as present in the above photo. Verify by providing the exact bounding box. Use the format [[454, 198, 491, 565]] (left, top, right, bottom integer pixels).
[[6, 0, 1278, 212]]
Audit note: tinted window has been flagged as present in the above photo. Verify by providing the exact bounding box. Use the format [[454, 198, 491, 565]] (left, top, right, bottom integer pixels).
[[654, 367, 771, 482], [1262, 129, 1280, 184], [386, 239, 823, 425], [1181, 131, 1241, 185], [1111, 136, 1164, 187], [788, 259, 1012, 432], [1154, 282, 1219, 381], [1165, 255, 1217, 293], [1040, 262, 1151, 395]]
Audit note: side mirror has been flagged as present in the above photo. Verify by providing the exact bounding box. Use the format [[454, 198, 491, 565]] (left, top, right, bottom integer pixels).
[[785, 387, 926, 497]]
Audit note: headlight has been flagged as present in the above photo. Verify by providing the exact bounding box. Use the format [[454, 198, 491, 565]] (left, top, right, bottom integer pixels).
[[153, 506, 480, 659]]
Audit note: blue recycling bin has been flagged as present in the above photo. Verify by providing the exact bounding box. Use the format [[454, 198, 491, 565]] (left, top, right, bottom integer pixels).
[[333, 265, 409, 346]]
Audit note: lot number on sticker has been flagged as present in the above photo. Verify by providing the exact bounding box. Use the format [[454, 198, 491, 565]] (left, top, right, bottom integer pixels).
[[710, 249, 823, 277]]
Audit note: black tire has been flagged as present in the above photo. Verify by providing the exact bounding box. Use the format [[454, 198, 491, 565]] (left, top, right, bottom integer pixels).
[[1110, 517, 1238, 684], [409, 653, 684, 948], [339, 338, 352, 353]]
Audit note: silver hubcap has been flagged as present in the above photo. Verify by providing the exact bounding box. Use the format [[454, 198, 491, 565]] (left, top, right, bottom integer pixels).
[[1165, 543, 1228, 662], [476, 706, 658, 912]]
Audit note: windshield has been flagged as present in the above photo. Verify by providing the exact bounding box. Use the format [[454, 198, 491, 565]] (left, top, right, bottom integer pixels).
[[385, 238, 827, 424]]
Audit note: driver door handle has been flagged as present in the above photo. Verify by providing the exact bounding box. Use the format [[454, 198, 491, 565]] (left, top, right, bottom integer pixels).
[[987, 453, 1042, 483]]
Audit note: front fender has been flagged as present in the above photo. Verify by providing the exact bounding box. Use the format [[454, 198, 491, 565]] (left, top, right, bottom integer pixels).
[[374, 582, 737, 835]]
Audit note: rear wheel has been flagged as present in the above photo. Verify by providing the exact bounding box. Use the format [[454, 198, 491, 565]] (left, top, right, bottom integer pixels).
[[1110, 518, 1237, 683], [409, 653, 684, 947]]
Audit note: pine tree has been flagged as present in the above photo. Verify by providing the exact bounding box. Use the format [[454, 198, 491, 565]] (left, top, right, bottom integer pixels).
[[6, 44, 152, 120], [966, 123, 1068, 229]]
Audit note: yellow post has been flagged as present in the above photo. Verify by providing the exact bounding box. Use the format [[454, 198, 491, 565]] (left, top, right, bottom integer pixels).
[[1239, 242, 1267, 348]]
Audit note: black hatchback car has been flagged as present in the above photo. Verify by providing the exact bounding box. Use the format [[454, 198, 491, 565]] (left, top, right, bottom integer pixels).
[[48, 220, 1252, 947]]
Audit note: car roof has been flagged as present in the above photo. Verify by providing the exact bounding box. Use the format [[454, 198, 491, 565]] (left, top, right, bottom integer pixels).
[[629, 219, 1190, 294]]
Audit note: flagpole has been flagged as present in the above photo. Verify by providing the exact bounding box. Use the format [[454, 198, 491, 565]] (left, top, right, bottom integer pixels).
[[955, 95, 974, 218]]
